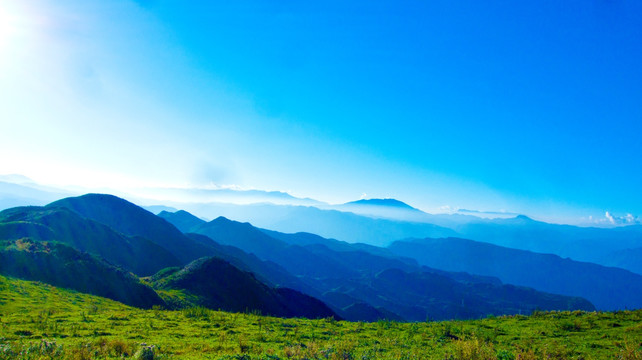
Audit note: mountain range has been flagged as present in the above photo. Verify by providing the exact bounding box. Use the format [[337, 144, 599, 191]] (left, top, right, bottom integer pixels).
[[1, 191, 641, 322]]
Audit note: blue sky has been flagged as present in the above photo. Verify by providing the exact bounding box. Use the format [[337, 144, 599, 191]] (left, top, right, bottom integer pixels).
[[1, 0, 641, 224]]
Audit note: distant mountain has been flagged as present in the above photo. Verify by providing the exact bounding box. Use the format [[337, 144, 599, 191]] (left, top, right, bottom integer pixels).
[[388, 237, 642, 310], [454, 217, 642, 270], [144, 205, 179, 214], [0, 180, 71, 211], [344, 198, 420, 210], [158, 210, 205, 233], [131, 186, 324, 206], [152, 257, 337, 319], [331, 198, 438, 223], [193, 216, 289, 259], [261, 229, 358, 252], [0, 206, 181, 276], [0, 238, 164, 308], [601, 247, 642, 276], [162, 202, 456, 246]]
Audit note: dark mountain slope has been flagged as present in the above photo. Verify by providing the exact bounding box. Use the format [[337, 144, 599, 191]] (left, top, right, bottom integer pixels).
[[373, 268, 593, 321], [260, 229, 357, 252], [184, 233, 314, 293], [315, 268, 593, 322], [152, 257, 337, 319], [389, 237, 642, 310], [0, 206, 180, 276], [340, 302, 404, 322], [0, 238, 164, 308], [48, 194, 215, 264], [191, 216, 288, 258]]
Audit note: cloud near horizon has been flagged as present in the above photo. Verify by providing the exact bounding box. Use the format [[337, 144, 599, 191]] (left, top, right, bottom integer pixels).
[[604, 211, 640, 225]]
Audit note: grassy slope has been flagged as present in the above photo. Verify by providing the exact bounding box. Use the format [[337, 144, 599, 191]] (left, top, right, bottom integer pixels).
[[1, 275, 641, 359]]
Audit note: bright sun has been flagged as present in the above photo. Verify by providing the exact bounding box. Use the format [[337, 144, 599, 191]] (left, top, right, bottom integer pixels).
[[0, 2, 17, 50]]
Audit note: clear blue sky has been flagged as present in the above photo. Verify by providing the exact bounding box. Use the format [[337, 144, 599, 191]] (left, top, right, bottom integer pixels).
[[1, 0, 641, 224]]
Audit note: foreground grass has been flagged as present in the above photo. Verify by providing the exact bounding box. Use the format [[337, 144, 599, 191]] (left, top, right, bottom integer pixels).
[[1, 276, 641, 359]]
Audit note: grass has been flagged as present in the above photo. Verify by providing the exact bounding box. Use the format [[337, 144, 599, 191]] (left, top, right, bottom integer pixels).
[[1, 275, 641, 359]]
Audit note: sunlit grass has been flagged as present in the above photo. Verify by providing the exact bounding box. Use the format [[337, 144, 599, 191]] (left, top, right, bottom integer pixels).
[[1, 275, 641, 359]]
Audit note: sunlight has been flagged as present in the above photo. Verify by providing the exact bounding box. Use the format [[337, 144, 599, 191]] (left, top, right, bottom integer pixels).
[[0, 1, 48, 53], [0, 3, 10, 49]]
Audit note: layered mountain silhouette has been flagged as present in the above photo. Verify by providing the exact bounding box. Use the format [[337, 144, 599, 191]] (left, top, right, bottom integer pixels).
[[0, 195, 334, 319], [148, 197, 642, 277], [157, 202, 456, 246], [388, 237, 642, 310], [453, 217, 642, 272], [159, 208, 600, 320], [3, 193, 638, 322]]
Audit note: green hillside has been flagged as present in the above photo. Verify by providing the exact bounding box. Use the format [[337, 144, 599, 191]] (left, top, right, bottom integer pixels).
[[0, 239, 164, 309], [1, 275, 641, 359]]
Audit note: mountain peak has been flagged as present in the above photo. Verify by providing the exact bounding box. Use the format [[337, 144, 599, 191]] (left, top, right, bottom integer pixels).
[[345, 198, 418, 210], [514, 215, 534, 221]]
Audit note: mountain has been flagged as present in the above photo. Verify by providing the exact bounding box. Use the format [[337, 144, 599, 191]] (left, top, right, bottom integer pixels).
[[0, 179, 71, 211], [48, 194, 218, 265], [157, 210, 205, 233], [151, 256, 337, 319], [0, 238, 164, 308], [601, 247, 642, 276], [0, 206, 181, 276], [183, 233, 315, 294], [191, 216, 288, 259], [261, 229, 358, 252], [314, 268, 593, 322], [367, 268, 593, 321], [131, 186, 324, 206], [340, 302, 404, 322], [161, 209, 597, 321], [159, 202, 456, 246], [454, 217, 642, 270], [344, 198, 420, 210], [388, 237, 642, 310], [144, 205, 179, 214]]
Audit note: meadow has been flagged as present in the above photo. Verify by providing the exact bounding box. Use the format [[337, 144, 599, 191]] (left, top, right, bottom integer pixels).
[[1, 275, 641, 360]]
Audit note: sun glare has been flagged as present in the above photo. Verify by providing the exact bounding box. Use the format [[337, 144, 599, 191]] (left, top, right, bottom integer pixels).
[[0, 1, 23, 54], [0, 6, 8, 47]]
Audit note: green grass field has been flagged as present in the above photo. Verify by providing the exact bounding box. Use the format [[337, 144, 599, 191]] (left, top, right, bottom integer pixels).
[[1, 275, 641, 359]]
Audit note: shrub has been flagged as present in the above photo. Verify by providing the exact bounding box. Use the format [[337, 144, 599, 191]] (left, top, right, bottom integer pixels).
[[134, 345, 156, 360]]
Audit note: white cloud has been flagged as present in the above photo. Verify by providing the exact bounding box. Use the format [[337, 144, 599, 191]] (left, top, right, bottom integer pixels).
[[603, 211, 640, 225]]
